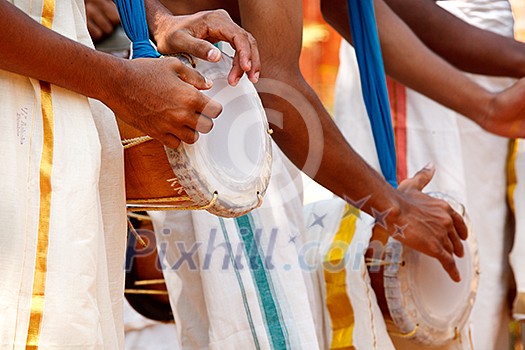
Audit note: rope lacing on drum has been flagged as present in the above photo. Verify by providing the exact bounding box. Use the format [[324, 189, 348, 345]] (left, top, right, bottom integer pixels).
[[127, 217, 147, 248], [127, 212, 152, 222], [122, 135, 153, 149], [388, 322, 419, 339], [365, 258, 405, 267], [125, 277, 169, 296], [134, 279, 165, 286], [126, 279, 169, 296], [255, 192, 264, 209], [124, 289, 169, 296], [126, 191, 219, 212], [167, 178, 186, 195]]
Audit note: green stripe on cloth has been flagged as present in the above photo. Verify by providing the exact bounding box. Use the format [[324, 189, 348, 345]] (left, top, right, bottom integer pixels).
[[235, 214, 290, 350], [219, 218, 261, 350]]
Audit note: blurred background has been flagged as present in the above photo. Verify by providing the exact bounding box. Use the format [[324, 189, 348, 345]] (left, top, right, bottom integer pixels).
[[300, 0, 341, 114]]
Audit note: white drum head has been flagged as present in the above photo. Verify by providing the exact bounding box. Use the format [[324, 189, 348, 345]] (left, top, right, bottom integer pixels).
[[166, 54, 272, 218], [383, 192, 479, 347]]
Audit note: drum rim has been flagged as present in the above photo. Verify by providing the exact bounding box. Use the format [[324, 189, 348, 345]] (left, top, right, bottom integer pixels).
[[166, 54, 273, 218], [383, 193, 480, 347]]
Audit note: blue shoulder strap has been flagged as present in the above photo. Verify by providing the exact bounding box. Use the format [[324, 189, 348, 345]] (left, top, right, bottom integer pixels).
[[347, 0, 398, 188], [114, 0, 161, 58]]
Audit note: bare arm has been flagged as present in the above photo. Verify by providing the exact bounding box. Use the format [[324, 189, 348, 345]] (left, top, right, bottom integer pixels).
[[0, 0, 120, 103], [323, 0, 525, 78], [386, 0, 525, 78], [148, 0, 469, 281], [235, 0, 400, 215], [322, 0, 489, 119], [0, 0, 226, 148], [322, 0, 525, 138], [238, 0, 468, 281]]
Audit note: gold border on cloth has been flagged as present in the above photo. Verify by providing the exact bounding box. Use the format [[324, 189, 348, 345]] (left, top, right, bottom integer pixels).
[[26, 4, 57, 348], [324, 205, 360, 350]]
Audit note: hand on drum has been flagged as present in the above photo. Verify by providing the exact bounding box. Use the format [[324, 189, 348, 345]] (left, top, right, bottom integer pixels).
[[150, 9, 260, 86], [107, 57, 222, 149], [476, 77, 525, 138], [387, 164, 469, 282]]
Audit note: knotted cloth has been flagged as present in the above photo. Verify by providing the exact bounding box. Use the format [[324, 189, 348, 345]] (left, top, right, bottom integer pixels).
[[114, 0, 161, 58]]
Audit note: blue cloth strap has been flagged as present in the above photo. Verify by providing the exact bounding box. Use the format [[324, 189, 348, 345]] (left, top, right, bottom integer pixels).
[[347, 0, 398, 188], [114, 0, 161, 59]]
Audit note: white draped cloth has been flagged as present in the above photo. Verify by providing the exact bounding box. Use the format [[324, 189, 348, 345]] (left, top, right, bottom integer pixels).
[[510, 138, 525, 320], [333, 1, 515, 348], [124, 300, 180, 350], [150, 146, 323, 349], [0, 0, 127, 348], [303, 198, 398, 350]]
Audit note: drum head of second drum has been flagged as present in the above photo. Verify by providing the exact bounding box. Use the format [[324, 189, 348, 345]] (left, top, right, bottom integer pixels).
[[383, 192, 479, 347]]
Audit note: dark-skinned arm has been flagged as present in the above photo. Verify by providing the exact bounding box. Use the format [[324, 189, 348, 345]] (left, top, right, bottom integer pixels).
[[386, 0, 525, 78], [321, 0, 525, 138], [323, 0, 525, 78], [148, 0, 468, 281], [0, 0, 226, 148]]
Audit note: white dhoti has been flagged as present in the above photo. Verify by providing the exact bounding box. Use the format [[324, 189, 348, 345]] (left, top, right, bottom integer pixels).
[[0, 1, 127, 348], [509, 3, 525, 319], [303, 198, 475, 350], [303, 198, 397, 350], [124, 300, 181, 350], [333, 1, 515, 348], [509, 139, 525, 320], [150, 147, 322, 349]]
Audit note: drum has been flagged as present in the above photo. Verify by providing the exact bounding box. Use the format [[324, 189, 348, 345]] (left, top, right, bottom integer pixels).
[[367, 192, 480, 347], [118, 53, 272, 218]]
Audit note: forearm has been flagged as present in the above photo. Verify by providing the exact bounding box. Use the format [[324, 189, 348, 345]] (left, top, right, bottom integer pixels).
[[386, 0, 525, 78], [261, 71, 402, 216], [323, 0, 492, 124], [0, 0, 123, 102], [323, 0, 525, 78], [376, 0, 493, 121], [140, 0, 469, 276], [144, 0, 173, 39], [235, 0, 403, 215]]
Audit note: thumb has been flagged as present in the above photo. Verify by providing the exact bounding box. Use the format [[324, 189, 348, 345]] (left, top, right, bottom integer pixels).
[[178, 32, 222, 63], [398, 162, 435, 191]]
